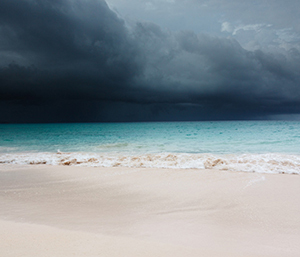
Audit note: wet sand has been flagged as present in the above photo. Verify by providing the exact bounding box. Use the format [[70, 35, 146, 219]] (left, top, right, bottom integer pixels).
[[1, 165, 300, 256]]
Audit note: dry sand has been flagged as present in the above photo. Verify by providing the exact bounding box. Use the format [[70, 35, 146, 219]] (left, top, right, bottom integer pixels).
[[0, 164, 300, 256]]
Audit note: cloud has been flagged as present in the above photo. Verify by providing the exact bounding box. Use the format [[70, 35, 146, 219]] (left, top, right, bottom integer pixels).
[[232, 24, 272, 36], [1, 0, 300, 122], [220, 20, 300, 53], [0, 0, 143, 98], [221, 22, 233, 33]]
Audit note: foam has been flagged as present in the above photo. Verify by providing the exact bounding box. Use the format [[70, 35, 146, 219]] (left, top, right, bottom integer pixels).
[[1, 151, 300, 174]]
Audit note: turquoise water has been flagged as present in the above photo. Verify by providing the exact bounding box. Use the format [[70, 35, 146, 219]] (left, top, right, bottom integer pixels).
[[1, 121, 300, 174]]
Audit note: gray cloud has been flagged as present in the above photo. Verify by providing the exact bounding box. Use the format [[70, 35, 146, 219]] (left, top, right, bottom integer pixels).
[[1, 0, 300, 122]]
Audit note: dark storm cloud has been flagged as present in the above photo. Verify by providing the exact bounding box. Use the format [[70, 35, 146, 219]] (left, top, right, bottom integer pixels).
[[0, 0, 142, 101], [1, 0, 300, 122], [133, 25, 300, 108]]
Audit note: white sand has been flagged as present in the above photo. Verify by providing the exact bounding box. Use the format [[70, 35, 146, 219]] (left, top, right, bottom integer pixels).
[[1, 165, 300, 256]]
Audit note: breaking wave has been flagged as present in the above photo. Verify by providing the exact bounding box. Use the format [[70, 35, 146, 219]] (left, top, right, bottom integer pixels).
[[1, 151, 300, 174]]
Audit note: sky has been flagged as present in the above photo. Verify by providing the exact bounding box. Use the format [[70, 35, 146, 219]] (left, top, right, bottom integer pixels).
[[1, 0, 300, 122]]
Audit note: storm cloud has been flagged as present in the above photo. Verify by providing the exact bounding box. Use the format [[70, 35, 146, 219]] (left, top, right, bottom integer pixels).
[[1, 0, 300, 122]]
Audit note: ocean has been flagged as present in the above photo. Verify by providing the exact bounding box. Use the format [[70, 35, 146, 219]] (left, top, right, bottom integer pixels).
[[0, 121, 300, 174]]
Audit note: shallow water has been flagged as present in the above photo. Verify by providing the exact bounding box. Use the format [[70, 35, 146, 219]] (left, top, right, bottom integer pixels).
[[1, 121, 300, 174]]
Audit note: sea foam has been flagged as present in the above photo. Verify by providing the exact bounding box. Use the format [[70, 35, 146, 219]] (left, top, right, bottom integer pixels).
[[1, 152, 299, 174]]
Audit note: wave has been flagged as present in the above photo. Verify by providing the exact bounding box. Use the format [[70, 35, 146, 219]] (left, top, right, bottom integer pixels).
[[0, 146, 19, 152], [1, 151, 300, 174], [96, 143, 129, 149]]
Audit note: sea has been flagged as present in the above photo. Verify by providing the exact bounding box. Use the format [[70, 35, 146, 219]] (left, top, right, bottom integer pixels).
[[0, 121, 300, 174]]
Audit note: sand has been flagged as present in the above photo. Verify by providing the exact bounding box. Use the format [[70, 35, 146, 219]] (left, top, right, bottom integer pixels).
[[1, 165, 300, 256]]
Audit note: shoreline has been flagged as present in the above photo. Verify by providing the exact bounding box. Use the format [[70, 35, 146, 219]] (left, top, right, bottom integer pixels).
[[1, 165, 300, 256], [1, 150, 300, 174]]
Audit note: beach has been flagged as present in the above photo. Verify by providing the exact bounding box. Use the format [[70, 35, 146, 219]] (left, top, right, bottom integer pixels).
[[2, 0, 300, 255], [1, 164, 300, 256]]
